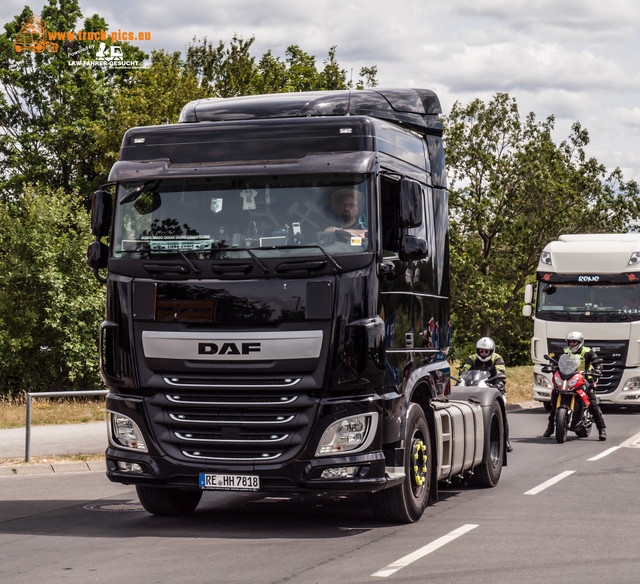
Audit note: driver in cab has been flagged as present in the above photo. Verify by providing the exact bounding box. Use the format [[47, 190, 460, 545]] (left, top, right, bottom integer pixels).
[[324, 188, 367, 239]]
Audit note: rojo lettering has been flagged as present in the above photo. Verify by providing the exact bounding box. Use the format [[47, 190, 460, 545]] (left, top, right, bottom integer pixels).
[[198, 342, 261, 355], [578, 275, 600, 282]]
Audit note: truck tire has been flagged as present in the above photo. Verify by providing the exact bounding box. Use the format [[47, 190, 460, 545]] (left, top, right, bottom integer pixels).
[[370, 403, 431, 523], [136, 485, 202, 516], [468, 400, 504, 488], [555, 407, 569, 443]]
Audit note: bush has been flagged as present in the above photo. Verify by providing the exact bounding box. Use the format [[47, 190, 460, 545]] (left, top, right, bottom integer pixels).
[[0, 184, 105, 396]]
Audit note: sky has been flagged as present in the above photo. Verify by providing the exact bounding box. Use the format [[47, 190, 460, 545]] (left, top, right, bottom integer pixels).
[[3, 0, 640, 183]]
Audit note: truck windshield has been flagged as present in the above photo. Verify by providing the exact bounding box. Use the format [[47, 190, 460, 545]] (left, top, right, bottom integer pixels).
[[112, 175, 371, 259], [537, 282, 640, 321]]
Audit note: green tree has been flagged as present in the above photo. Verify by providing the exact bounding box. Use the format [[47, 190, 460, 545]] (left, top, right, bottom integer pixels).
[[0, 0, 146, 199], [355, 65, 378, 89], [0, 184, 105, 396], [444, 93, 640, 363], [186, 35, 374, 96]]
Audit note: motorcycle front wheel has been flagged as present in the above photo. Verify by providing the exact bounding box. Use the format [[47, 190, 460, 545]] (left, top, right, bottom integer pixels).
[[555, 407, 569, 443]]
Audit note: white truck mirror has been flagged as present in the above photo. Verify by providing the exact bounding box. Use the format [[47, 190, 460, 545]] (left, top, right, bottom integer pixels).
[[522, 304, 532, 317], [524, 284, 534, 304]]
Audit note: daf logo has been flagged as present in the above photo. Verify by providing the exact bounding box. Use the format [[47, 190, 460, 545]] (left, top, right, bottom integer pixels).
[[198, 342, 261, 355], [578, 275, 599, 282]]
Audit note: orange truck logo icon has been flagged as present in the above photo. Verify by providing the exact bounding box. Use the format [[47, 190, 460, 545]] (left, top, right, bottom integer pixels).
[[13, 15, 58, 53]]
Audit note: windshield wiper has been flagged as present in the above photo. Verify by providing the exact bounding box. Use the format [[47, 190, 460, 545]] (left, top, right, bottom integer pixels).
[[119, 180, 160, 205], [178, 251, 201, 274], [245, 249, 269, 274], [294, 245, 343, 273]]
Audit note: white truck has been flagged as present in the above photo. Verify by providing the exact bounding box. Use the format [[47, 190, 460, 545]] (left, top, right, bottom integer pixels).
[[523, 234, 640, 407]]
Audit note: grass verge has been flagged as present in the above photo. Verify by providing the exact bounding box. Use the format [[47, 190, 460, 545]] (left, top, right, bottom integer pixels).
[[0, 395, 106, 429]]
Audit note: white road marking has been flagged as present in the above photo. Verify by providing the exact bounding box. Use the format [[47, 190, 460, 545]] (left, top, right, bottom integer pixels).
[[588, 431, 640, 460], [371, 523, 478, 578], [588, 446, 621, 461], [620, 431, 640, 449], [524, 470, 575, 495]]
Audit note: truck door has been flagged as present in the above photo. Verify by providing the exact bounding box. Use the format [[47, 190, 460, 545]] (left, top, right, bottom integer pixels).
[[378, 175, 414, 386]]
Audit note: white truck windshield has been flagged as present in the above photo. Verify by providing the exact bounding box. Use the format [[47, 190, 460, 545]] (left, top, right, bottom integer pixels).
[[537, 282, 640, 321]]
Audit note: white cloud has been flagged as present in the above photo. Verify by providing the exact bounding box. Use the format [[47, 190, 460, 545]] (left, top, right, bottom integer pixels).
[[1, 0, 639, 181], [612, 107, 640, 132]]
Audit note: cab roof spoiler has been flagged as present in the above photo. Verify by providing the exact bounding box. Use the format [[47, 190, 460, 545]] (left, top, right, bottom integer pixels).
[[178, 88, 443, 136]]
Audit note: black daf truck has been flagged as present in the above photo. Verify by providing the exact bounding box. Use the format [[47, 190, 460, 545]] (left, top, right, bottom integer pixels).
[[87, 89, 506, 523]]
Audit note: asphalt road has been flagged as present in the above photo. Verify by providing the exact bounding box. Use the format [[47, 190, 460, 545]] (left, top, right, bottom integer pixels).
[[1, 405, 639, 584]]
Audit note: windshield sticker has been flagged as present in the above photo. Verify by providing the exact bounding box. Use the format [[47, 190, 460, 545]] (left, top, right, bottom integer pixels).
[[351, 236, 362, 246], [240, 189, 257, 210], [211, 198, 223, 213], [149, 239, 212, 251]]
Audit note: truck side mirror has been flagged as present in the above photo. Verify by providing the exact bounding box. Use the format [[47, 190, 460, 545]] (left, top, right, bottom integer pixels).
[[399, 179, 423, 228], [524, 283, 534, 304], [86, 241, 109, 271], [399, 235, 427, 261], [91, 189, 112, 238], [522, 305, 532, 317]]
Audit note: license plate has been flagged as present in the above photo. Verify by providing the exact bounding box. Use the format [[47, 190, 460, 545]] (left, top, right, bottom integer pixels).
[[199, 473, 260, 491]]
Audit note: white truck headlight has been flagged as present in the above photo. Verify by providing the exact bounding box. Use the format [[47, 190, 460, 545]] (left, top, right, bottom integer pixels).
[[622, 377, 640, 392], [108, 411, 148, 452], [316, 413, 377, 456], [534, 373, 553, 389]]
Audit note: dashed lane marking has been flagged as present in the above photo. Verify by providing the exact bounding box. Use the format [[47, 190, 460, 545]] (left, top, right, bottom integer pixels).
[[524, 470, 575, 495], [371, 523, 479, 578], [588, 446, 621, 461]]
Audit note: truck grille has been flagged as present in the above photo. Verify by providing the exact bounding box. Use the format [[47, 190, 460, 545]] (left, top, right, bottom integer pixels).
[[145, 381, 318, 464], [548, 339, 627, 394]]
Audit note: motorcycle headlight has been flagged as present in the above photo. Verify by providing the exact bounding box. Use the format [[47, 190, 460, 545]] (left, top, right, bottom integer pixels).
[[567, 374, 580, 389]]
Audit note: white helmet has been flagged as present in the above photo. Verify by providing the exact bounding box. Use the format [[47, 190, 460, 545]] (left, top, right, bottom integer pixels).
[[566, 331, 584, 353], [476, 337, 495, 362]]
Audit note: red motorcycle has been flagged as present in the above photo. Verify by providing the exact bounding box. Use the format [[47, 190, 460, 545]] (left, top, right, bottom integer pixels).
[[543, 353, 598, 443]]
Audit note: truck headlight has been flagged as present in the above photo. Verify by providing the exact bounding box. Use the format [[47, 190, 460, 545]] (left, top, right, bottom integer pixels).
[[316, 413, 378, 456], [622, 377, 640, 392], [534, 373, 552, 390], [108, 411, 148, 452]]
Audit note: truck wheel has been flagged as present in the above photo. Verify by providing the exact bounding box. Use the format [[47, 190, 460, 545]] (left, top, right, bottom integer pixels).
[[136, 485, 202, 516], [468, 400, 504, 488], [555, 408, 569, 443], [370, 403, 431, 523]]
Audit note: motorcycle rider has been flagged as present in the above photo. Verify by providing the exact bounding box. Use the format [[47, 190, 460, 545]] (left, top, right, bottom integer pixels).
[[543, 331, 607, 440], [461, 337, 513, 452]]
